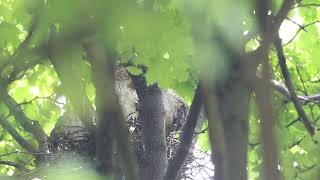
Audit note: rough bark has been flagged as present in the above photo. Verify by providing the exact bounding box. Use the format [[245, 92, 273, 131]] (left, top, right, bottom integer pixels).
[[219, 76, 250, 180], [133, 76, 167, 180], [204, 33, 251, 180]]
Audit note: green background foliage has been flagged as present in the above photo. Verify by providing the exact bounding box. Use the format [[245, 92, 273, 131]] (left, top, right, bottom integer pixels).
[[0, 0, 319, 179]]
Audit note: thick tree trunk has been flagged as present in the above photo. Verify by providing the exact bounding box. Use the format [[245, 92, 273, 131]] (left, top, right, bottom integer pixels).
[[217, 77, 251, 180], [203, 61, 251, 180], [48, 26, 96, 131], [133, 74, 168, 180], [84, 41, 139, 179], [139, 85, 167, 180]]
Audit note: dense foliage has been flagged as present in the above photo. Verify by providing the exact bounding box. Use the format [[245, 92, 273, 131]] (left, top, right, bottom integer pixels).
[[0, 0, 319, 179]]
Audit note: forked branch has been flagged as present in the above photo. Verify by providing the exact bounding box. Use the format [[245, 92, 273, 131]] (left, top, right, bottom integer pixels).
[[274, 34, 316, 135]]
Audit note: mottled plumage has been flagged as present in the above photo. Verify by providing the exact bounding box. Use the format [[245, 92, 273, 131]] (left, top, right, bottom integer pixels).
[[49, 67, 187, 154]]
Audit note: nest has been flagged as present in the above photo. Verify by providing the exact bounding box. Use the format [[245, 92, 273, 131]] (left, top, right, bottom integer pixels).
[[169, 135, 214, 180], [44, 116, 213, 179], [48, 125, 95, 155], [45, 90, 213, 179], [127, 114, 214, 180]]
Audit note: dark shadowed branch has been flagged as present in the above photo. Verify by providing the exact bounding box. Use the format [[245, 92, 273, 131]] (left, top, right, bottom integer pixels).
[[132, 74, 167, 180], [272, 0, 296, 33], [83, 39, 139, 180], [0, 114, 37, 153], [274, 35, 316, 135], [84, 40, 116, 176], [164, 84, 202, 180], [200, 82, 228, 180], [244, 0, 295, 43], [0, 160, 29, 172], [0, 88, 48, 150], [285, 117, 300, 128]]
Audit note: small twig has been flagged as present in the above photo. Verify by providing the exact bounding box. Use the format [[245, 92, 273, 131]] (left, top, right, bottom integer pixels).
[[295, 66, 308, 95], [285, 18, 307, 32], [188, 70, 199, 89], [283, 20, 320, 46], [296, 65, 316, 120], [291, 3, 320, 9], [17, 94, 64, 106], [0, 150, 20, 158], [299, 164, 317, 173], [285, 117, 300, 128], [249, 142, 260, 149], [195, 127, 208, 135], [124, 111, 138, 120], [0, 160, 29, 172], [285, 138, 304, 150]]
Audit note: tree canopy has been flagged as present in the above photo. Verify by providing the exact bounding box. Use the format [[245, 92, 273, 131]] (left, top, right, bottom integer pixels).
[[0, 0, 320, 180]]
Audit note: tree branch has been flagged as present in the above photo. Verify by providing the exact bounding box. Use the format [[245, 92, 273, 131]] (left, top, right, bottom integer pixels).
[[131, 73, 167, 180], [17, 94, 65, 106], [283, 20, 320, 46], [0, 11, 99, 86], [0, 151, 21, 158], [82, 40, 116, 176], [272, 0, 296, 34], [292, 3, 320, 9], [164, 84, 202, 180], [0, 160, 29, 172], [83, 39, 139, 180], [255, 1, 280, 179], [0, 13, 39, 70], [0, 13, 47, 86], [274, 34, 316, 135], [269, 79, 320, 104], [0, 87, 48, 149], [244, 0, 295, 43], [47, 26, 96, 131], [285, 117, 300, 128], [200, 82, 228, 180], [300, 94, 320, 104], [0, 114, 38, 153], [0, 46, 47, 86]]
